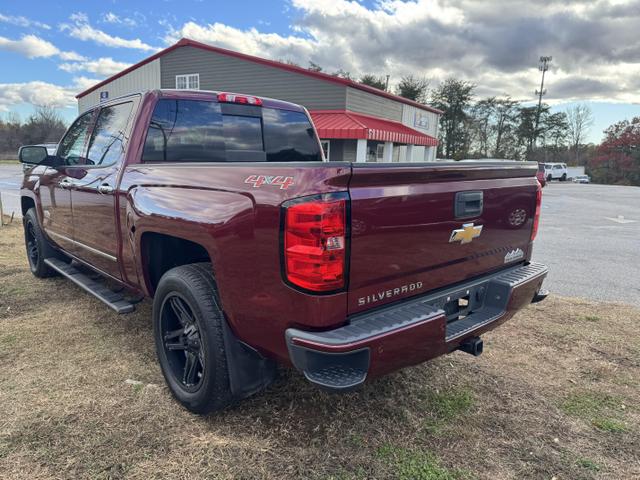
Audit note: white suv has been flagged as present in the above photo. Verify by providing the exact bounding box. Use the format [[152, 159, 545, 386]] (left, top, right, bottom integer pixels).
[[544, 163, 568, 181]]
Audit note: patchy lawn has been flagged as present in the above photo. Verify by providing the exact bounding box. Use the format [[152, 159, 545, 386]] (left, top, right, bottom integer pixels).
[[0, 222, 638, 479]]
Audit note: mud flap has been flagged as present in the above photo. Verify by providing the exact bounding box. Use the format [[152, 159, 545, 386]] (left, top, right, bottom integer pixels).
[[221, 319, 277, 400]]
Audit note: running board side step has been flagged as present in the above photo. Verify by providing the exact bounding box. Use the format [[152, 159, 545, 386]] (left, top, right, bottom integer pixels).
[[44, 258, 136, 314]]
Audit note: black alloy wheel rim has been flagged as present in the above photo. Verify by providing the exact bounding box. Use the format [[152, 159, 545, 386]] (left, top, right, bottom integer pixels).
[[26, 221, 39, 268], [160, 293, 205, 392]]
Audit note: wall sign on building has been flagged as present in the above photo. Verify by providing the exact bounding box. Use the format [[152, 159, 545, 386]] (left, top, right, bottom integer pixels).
[[414, 112, 429, 130], [100, 91, 109, 102]]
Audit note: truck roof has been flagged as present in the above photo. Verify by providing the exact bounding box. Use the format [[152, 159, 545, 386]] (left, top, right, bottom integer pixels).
[[85, 89, 308, 113]]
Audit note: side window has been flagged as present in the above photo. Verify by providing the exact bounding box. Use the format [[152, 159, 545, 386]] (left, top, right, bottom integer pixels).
[[142, 99, 225, 163], [86, 102, 133, 167], [223, 115, 263, 151], [57, 111, 94, 165], [141, 100, 321, 163], [263, 108, 321, 162]]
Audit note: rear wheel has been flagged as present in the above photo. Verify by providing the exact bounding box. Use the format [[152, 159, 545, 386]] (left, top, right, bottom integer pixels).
[[153, 263, 233, 414], [23, 208, 57, 278], [547, 174, 552, 181]]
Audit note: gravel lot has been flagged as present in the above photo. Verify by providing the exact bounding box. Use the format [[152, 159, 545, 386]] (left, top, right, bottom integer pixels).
[[1, 163, 638, 304]]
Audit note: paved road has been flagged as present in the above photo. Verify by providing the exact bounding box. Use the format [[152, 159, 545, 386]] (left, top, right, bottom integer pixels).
[[0, 164, 22, 221], [532, 182, 639, 305], [1, 163, 638, 304]]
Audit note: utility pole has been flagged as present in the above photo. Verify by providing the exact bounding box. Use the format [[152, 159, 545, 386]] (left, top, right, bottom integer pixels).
[[385, 74, 390, 92], [533, 56, 552, 151]]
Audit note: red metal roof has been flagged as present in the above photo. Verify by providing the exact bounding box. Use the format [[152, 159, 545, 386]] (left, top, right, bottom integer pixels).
[[76, 38, 443, 115], [310, 110, 439, 146]]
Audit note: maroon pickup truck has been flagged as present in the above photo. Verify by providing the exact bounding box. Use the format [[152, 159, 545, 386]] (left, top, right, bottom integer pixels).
[[19, 89, 548, 414]]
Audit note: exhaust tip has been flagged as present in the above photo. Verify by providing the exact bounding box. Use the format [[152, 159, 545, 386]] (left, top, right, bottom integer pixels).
[[458, 336, 483, 356]]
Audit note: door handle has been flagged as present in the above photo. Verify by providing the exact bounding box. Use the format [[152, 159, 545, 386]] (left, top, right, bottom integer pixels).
[[59, 179, 73, 189], [97, 183, 114, 195]]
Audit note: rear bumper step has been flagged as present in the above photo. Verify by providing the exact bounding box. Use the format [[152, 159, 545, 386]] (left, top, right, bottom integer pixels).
[[286, 262, 548, 391], [44, 258, 136, 314]]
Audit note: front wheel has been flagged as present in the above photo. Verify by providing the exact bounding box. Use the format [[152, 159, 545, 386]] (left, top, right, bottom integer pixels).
[[547, 174, 552, 182], [153, 263, 233, 414], [23, 208, 57, 278], [561, 173, 567, 181]]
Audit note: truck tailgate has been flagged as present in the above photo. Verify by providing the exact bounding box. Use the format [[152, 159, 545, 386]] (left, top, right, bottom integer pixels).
[[347, 162, 539, 314]]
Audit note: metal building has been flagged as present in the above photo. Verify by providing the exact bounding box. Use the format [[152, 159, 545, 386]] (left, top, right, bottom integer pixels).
[[76, 38, 442, 162]]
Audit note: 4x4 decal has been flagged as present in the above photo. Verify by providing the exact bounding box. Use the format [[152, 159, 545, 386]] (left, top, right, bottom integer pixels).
[[244, 175, 294, 190]]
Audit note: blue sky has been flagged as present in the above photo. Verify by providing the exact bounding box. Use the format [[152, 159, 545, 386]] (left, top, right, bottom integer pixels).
[[0, 0, 638, 144]]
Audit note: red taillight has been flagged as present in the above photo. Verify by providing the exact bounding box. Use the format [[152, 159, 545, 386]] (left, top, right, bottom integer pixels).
[[217, 92, 263, 106], [283, 195, 347, 292], [531, 180, 542, 241]]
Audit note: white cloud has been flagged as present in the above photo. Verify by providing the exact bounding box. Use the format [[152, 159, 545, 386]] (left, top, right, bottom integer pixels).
[[58, 51, 87, 62], [166, 21, 318, 63], [61, 12, 157, 51], [71, 76, 103, 92], [0, 13, 50, 30], [0, 34, 59, 58], [0, 77, 101, 112], [72, 76, 102, 95], [0, 81, 75, 111], [59, 57, 132, 76], [103, 12, 137, 27], [165, 0, 640, 104], [0, 34, 86, 62]]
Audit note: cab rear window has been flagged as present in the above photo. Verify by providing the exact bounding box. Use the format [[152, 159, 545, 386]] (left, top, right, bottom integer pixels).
[[142, 99, 321, 163]]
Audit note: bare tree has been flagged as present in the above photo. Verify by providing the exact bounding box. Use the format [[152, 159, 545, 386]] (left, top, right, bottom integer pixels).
[[308, 61, 323, 72], [470, 97, 496, 157], [566, 104, 594, 164], [331, 68, 354, 80], [492, 97, 519, 158], [22, 105, 67, 145]]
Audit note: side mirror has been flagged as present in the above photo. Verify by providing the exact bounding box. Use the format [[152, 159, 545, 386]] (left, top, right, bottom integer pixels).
[[19, 145, 49, 165]]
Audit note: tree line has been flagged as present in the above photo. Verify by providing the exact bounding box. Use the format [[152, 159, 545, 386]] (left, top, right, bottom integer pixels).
[[1, 67, 638, 186], [361, 73, 638, 185], [0, 106, 67, 159]]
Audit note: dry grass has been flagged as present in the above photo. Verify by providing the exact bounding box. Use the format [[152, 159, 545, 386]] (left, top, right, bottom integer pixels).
[[1, 221, 639, 479]]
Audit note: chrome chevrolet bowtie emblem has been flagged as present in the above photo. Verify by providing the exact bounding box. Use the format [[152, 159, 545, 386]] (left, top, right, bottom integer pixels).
[[449, 223, 483, 244]]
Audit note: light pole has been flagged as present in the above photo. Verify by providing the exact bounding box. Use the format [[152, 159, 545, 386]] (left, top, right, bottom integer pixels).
[[533, 56, 552, 152]]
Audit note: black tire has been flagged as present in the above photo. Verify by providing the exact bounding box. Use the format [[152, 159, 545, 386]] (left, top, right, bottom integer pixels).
[[561, 173, 567, 181], [153, 263, 232, 414], [23, 208, 58, 278], [547, 174, 552, 182]]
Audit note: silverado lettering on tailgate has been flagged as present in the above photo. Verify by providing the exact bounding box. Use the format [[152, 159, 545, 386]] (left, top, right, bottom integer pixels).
[[358, 282, 424, 306]]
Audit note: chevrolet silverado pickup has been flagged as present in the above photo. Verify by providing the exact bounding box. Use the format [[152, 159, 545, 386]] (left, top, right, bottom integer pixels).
[[19, 89, 548, 414]]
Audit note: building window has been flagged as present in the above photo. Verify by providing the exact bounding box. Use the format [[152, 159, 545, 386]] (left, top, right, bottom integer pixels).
[[376, 143, 385, 162], [175, 73, 200, 90], [320, 140, 330, 161]]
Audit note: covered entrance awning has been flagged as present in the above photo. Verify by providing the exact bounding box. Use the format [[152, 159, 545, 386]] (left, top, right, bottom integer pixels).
[[309, 110, 438, 146]]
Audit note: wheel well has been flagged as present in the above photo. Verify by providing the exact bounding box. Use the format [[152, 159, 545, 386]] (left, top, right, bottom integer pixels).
[[21, 197, 35, 216], [141, 232, 212, 296]]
